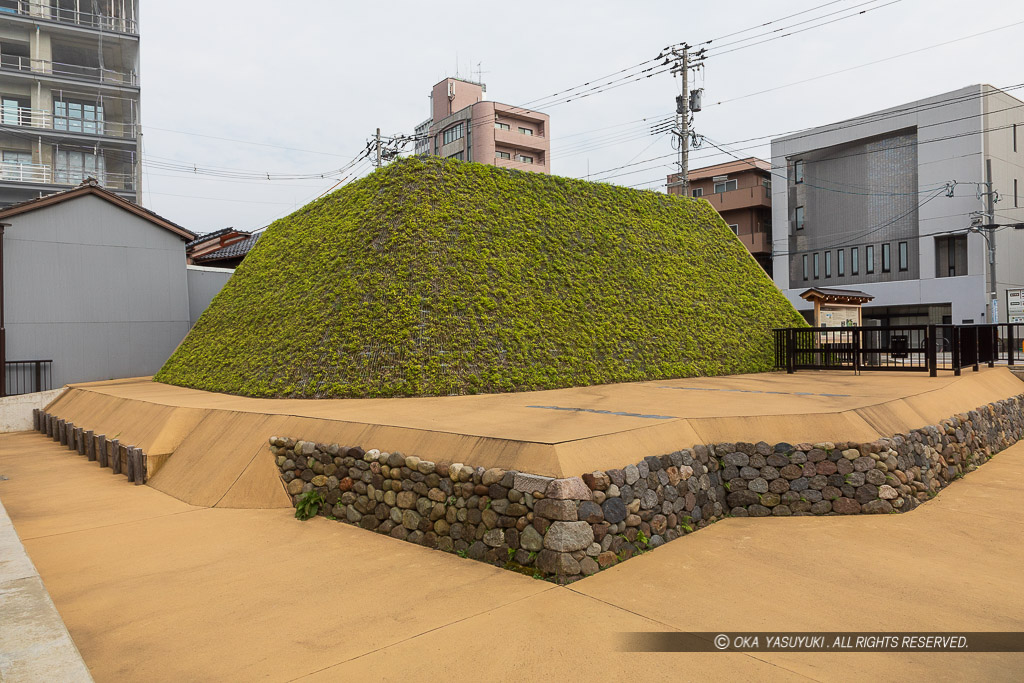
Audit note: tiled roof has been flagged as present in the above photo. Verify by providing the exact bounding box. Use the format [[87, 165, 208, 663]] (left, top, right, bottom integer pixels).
[[195, 233, 260, 263], [186, 227, 246, 248]]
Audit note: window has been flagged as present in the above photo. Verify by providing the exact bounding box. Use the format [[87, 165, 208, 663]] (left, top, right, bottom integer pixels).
[[813, 253, 820, 279], [442, 123, 464, 145], [728, 224, 739, 235], [866, 245, 874, 274], [794, 205, 805, 230], [794, 159, 804, 183], [54, 100, 104, 135], [691, 187, 703, 198], [825, 251, 832, 278], [1, 97, 30, 126], [762, 177, 771, 190], [898, 241, 908, 271], [495, 151, 511, 159], [518, 127, 533, 136], [802, 255, 809, 281], [54, 149, 105, 185], [851, 247, 859, 275], [935, 235, 968, 277], [495, 122, 510, 131], [446, 151, 463, 161], [838, 249, 845, 277], [713, 179, 738, 193], [517, 155, 533, 164], [1, 150, 32, 180], [882, 243, 891, 273]]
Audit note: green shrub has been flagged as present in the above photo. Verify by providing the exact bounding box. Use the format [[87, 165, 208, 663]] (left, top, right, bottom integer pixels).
[[157, 157, 806, 398]]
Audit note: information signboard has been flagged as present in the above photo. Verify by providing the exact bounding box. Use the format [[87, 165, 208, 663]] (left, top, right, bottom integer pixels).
[[1009, 289, 1024, 324]]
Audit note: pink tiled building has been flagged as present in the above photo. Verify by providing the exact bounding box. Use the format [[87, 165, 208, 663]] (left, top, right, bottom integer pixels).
[[414, 78, 550, 174]]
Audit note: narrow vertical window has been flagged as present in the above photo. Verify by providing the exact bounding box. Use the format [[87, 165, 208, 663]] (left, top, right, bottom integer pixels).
[[898, 241, 908, 271], [882, 243, 891, 273], [795, 205, 805, 230], [794, 159, 804, 183], [813, 253, 820, 279], [851, 247, 859, 275], [838, 249, 845, 277], [825, 251, 832, 278], [866, 245, 874, 274], [802, 255, 809, 281]]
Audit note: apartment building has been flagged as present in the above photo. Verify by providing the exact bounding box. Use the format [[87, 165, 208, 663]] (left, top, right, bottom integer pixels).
[[414, 77, 550, 174], [771, 84, 1024, 327], [0, 1, 139, 207], [668, 158, 773, 275]]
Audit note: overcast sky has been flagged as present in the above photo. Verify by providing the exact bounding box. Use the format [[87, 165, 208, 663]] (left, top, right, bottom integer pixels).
[[139, 0, 1024, 234]]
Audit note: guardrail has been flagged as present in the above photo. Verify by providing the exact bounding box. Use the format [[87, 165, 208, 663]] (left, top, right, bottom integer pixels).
[[0, 105, 136, 138], [774, 324, 1024, 377], [3, 360, 52, 397], [0, 53, 137, 85], [0, 1, 137, 34]]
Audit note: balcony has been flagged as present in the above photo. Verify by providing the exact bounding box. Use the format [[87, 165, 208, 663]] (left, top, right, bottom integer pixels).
[[0, 53, 137, 86], [0, 105, 136, 139], [0, 161, 134, 190], [493, 126, 547, 152], [0, 1, 137, 34], [703, 185, 771, 212], [735, 231, 770, 256]]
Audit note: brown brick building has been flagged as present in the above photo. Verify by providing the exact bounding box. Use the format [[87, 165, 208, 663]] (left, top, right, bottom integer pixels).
[[669, 158, 772, 275]]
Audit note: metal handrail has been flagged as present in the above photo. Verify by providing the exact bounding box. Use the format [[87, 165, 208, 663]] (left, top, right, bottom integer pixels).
[[3, 359, 53, 397], [0, 1, 137, 34], [0, 53, 137, 85], [0, 161, 135, 190], [0, 105, 136, 138]]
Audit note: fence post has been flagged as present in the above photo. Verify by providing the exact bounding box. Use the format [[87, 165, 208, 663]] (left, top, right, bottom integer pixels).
[[952, 327, 962, 376], [76, 427, 85, 455], [786, 328, 796, 374], [85, 430, 95, 461], [97, 435, 108, 468], [927, 324, 937, 377], [1010, 324, 1017, 367], [973, 327, 980, 372], [58, 419, 67, 446], [989, 326, 997, 368], [32, 409, 40, 431]]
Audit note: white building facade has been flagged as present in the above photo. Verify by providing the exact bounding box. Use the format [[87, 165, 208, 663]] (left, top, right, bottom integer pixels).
[[771, 84, 1024, 327]]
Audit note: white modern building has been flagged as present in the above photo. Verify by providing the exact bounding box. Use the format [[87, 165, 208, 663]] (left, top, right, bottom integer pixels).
[[771, 84, 1024, 327]]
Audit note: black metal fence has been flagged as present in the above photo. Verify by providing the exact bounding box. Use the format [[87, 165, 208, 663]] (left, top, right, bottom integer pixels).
[[774, 324, 1023, 376], [3, 360, 53, 396]]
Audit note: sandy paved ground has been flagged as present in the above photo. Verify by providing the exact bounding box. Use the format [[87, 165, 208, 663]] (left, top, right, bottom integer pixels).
[[2, 430, 1023, 681]]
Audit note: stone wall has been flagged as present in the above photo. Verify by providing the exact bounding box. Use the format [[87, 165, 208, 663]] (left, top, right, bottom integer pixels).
[[274, 394, 1024, 583]]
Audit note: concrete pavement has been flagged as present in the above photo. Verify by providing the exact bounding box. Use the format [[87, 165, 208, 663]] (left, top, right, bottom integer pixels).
[[2, 430, 1024, 681]]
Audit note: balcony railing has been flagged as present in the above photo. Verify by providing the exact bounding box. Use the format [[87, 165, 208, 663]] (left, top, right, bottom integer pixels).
[[0, 105, 136, 138], [0, 161, 134, 190], [0, 1, 137, 34], [0, 53, 137, 85]]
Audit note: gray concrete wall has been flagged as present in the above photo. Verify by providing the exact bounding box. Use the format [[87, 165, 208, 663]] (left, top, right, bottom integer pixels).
[[186, 265, 234, 327], [771, 84, 1006, 323], [3, 194, 191, 387]]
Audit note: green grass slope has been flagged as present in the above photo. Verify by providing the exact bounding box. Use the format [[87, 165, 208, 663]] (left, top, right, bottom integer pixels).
[[157, 157, 806, 398]]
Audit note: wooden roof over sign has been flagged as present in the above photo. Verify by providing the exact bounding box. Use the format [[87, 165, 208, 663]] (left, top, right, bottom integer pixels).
[[799, 287, 875, 305]]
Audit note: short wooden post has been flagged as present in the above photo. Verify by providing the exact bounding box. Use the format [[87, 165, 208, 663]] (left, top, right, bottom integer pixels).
[[76, 428, 85, 455], [124, 445, 134, 481], [97, 435, 108, 468], [134, 449, 147, 485], [112, 441, 123, 475], [32, 409, 40, 431], [58, 420, 68, 446], [66, 424, 75, 451], [44, 414, 52, 437], [85, 430, 95, 461], [48, 415, 56, 439]]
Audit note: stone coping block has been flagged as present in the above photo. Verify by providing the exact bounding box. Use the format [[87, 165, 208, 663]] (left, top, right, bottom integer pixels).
[[273, 393, 1024, 583]]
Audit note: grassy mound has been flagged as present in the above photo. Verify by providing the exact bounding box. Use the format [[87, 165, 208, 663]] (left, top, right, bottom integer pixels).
[[157, 157, 805, 398]]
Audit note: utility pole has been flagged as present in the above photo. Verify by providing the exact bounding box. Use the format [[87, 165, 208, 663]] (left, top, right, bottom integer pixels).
[[665, 45, 704, 195], [375, 128, 382, 169], [984, 159, 998, 323], [676, 46, 689, 195]]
